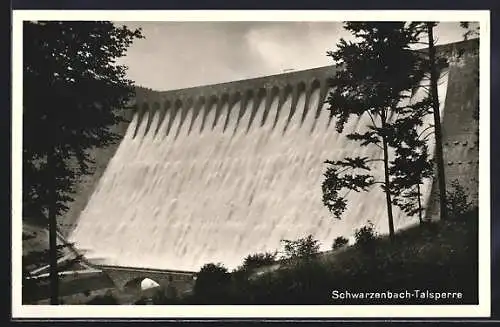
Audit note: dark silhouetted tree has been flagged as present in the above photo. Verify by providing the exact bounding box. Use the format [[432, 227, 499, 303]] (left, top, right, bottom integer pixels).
[[194, 263, 231, 303], [23, 21, 143, 304], [322, 22, 431, 240], [332, 236, 349, 250], [241, 251, 277, 271], [354, 220, 378, 249], [280, 234, 320, 263], [425, 22, 448, 222], [459, 22, 480, 41], [388, 110, 435, 224], [445, 180, 475, 219]]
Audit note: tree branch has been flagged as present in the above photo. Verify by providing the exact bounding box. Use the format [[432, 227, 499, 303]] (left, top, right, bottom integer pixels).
[[366, 111, 379, 129], [417, 124, 435, 139]]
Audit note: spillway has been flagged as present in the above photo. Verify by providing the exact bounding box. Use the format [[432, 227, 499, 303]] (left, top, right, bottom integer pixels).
[[66, 40, 479, 272]]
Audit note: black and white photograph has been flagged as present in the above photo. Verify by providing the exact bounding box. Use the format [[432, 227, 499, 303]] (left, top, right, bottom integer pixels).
[[12, 10, 490, 318]]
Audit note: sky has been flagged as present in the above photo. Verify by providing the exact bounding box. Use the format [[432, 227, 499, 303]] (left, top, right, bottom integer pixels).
[[115, 21, 478, 91]]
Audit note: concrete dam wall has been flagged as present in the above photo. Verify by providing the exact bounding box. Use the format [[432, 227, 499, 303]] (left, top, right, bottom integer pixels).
[[65, 39, 479, 272]]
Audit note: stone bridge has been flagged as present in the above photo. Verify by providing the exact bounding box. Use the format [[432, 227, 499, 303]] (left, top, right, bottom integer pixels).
[[98, 264, 196, 299]]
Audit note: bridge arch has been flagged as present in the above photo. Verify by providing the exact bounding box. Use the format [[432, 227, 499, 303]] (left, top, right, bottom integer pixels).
[[101, 266, 197, 300], [123, 276, 161, 294]]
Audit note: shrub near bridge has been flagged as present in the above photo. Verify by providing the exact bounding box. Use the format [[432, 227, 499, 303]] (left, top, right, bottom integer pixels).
[[191, 263, 232, 304]]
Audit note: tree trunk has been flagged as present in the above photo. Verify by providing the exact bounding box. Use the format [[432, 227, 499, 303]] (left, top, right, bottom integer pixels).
[[427, 22, 448, 221], [381, 111, 395, 240], [417, 183, 423, 224], [47, 148, 59, 305]]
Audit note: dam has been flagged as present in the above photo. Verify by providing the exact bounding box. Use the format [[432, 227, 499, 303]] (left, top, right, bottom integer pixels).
[[52, 39, 479, 276]]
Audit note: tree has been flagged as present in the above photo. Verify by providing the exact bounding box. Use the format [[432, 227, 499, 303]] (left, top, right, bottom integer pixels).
[[425, 22, 448, 222], [388, 22, 450, 223], [241, 251, 277, 271], [459, 22, 480, 41], [193, 263, 231, 303], [280, 234, 320, 263], [322, 22, 430, 239], [388, 110, 435, 224], [354, 220, 378, 249], [332, 236, 349, 250], [391, 149, 432, 223], [445, 180, 475, 219], [23, 21, 143, 304]]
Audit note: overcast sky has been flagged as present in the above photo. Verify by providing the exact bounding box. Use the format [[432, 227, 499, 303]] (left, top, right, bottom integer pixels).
[[115, 22, 478, 91]]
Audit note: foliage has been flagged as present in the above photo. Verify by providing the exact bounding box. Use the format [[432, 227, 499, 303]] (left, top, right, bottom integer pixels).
[[389, 127, 434, 222], [23, 21, 143, 222], [332, 236, 349, 250], [424, 22, 450, 222], [240, 251, 277, 271], [459, 22, 480, 40], [322, 22, 433, 238], [193, 263, 232, 303], [326, 23, 427, 134], [23, 21, 143, 303], [322, 157, 374, 219], [280, 234, 320, 263], [446, 180, 475, 219], [354, 221, 378, 248]]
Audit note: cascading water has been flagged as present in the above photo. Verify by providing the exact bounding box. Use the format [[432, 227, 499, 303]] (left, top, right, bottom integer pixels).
[[68, 71, 449, 272]]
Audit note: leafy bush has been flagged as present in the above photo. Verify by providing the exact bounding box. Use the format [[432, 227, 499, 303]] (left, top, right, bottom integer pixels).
[[354, 221, 378, 249], [238, 251, 277, 272], [332, 236, 349, 250], [193, 263, 231, 303], [446, 179, 475, 219], [280, 234, 320, 263]]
